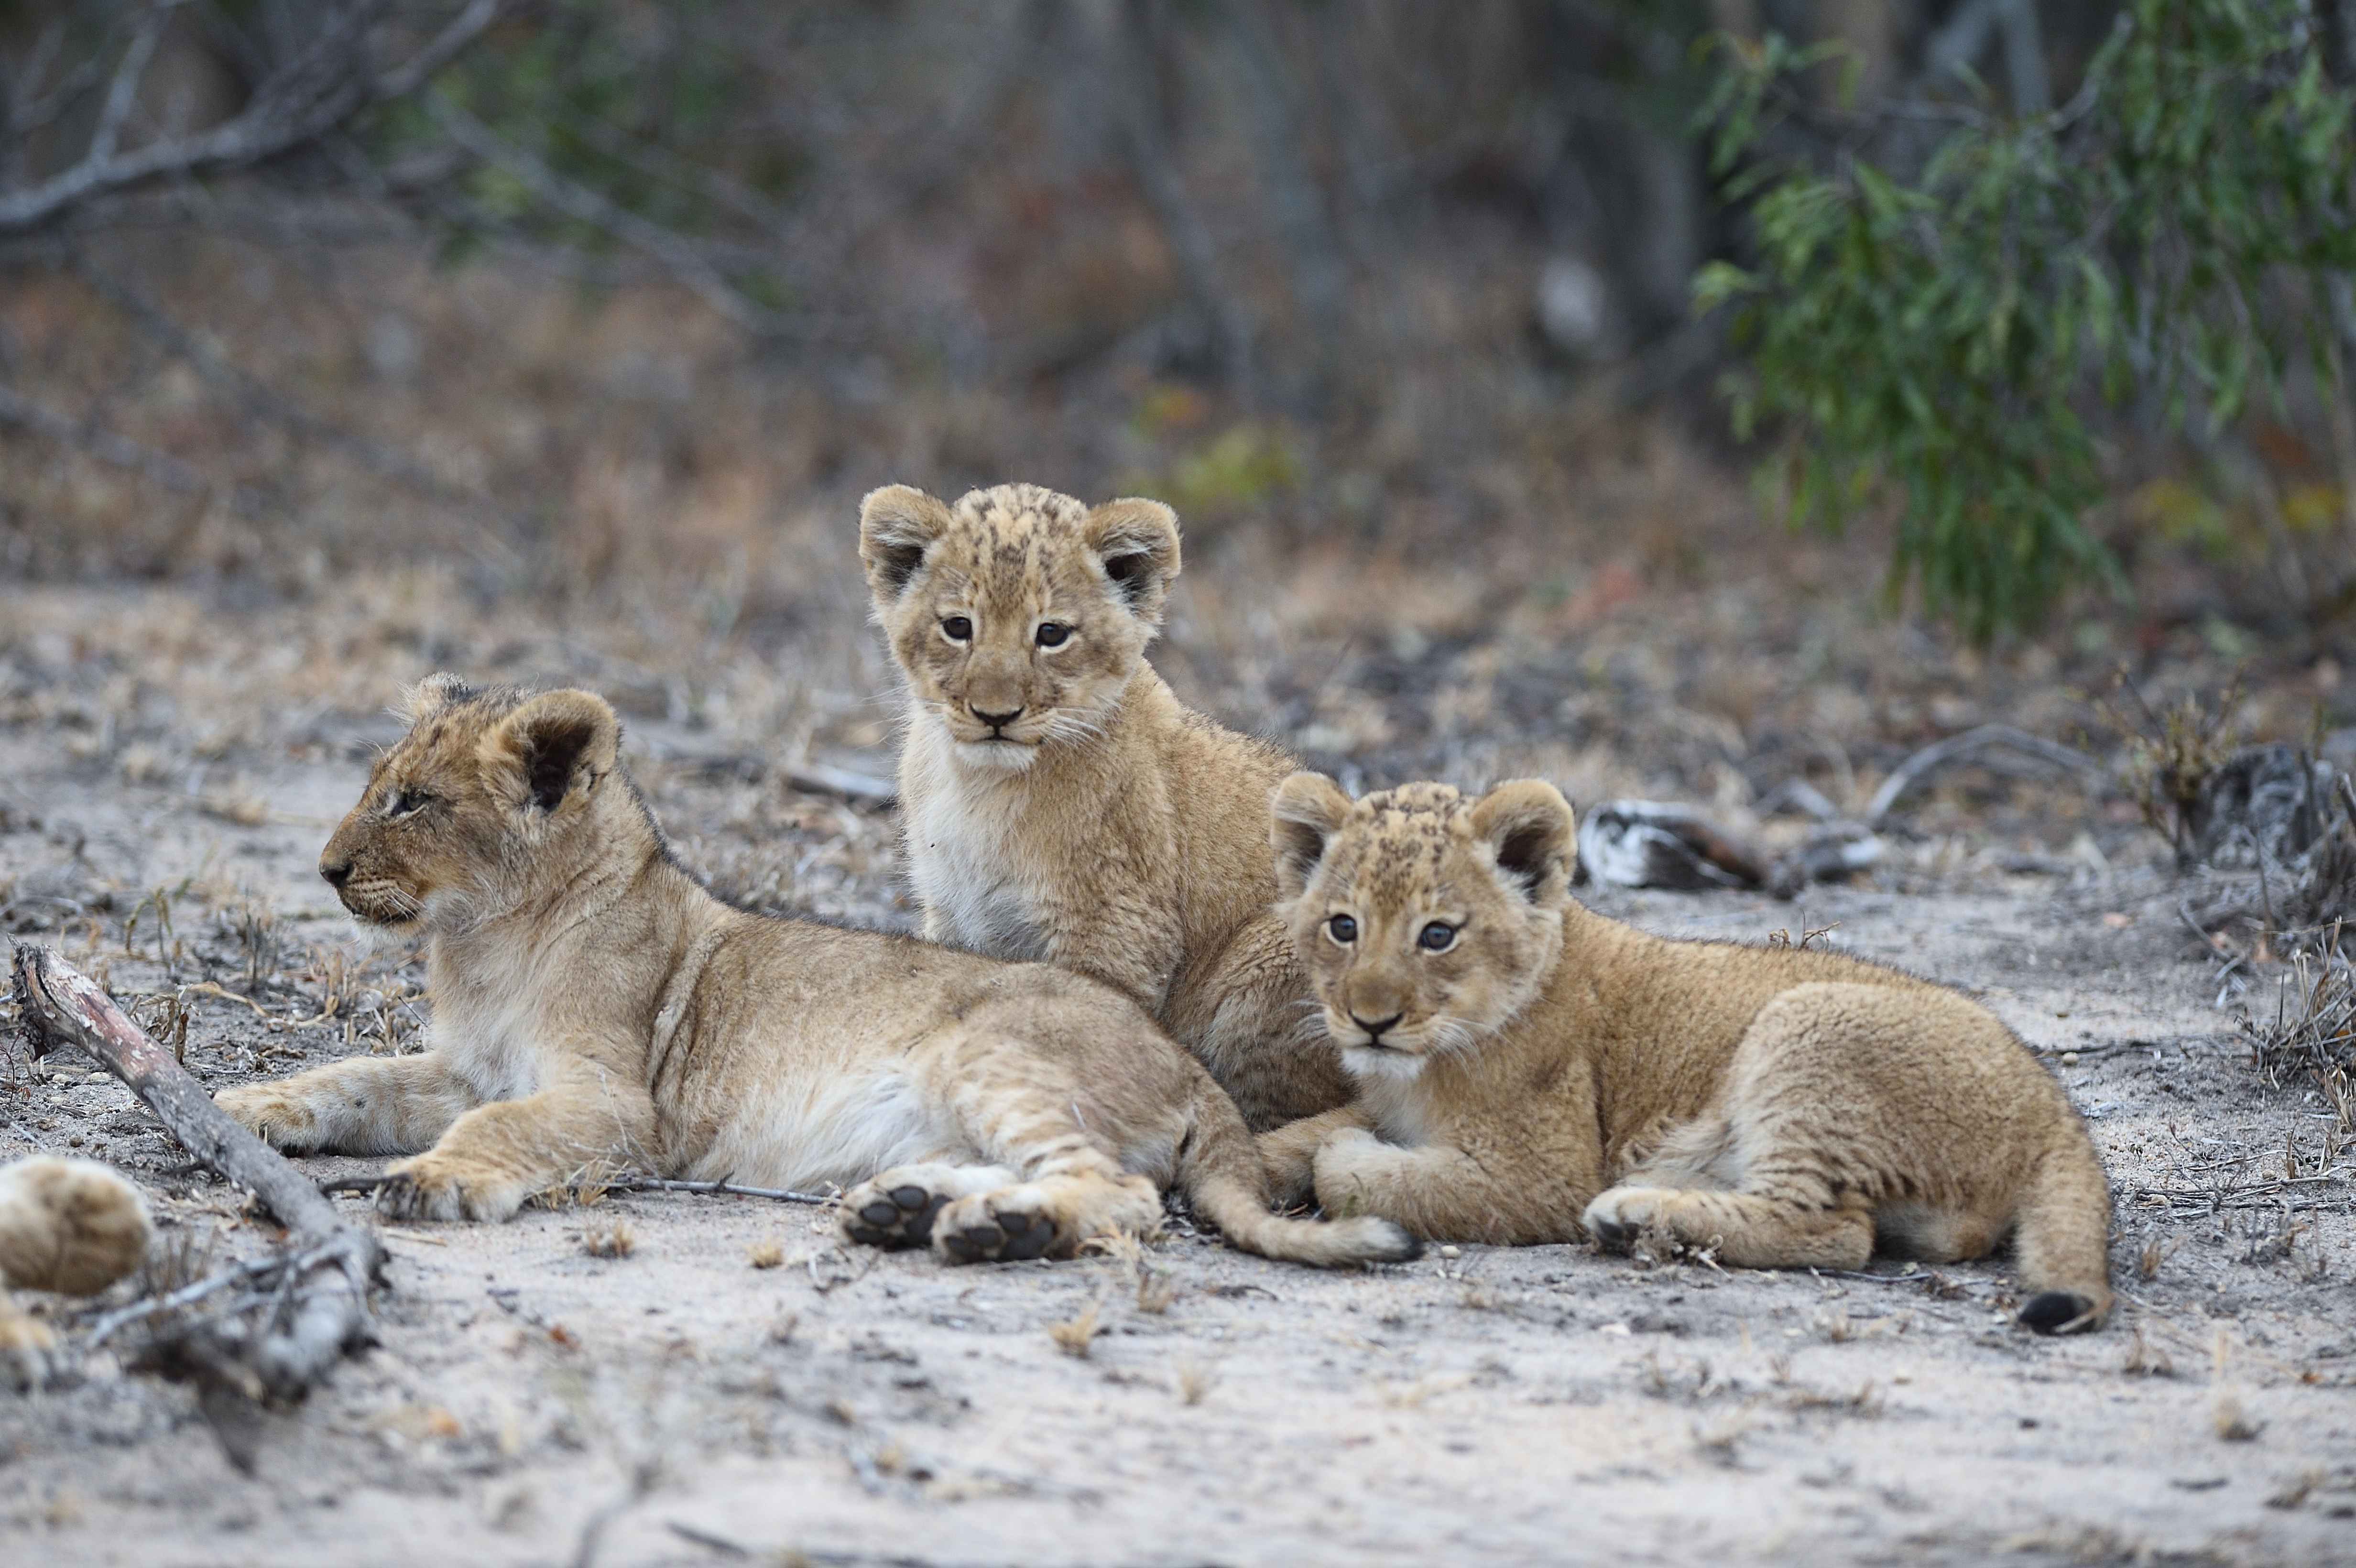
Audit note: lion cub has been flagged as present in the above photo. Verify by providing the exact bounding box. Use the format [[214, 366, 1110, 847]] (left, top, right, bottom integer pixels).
[[215, 677, 1412, 1271], [1261, 775, 2114, 1332], [860, 481, 1348, 1131]]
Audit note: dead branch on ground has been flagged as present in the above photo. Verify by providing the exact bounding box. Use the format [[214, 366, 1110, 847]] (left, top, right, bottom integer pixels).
[[1863, 723, 2108, 826], [319, 1172, 834, 1206], [10, 942, 381, 1464]]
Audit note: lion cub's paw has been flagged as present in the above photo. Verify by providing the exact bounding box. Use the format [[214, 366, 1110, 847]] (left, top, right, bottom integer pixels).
[[0, 1155, 154, 1296], [376, 1154, 525, 1223], [932, 1187, 1068, 1265], [838, 1168, 955, 1251], [214, 1083, 324, 1153], [0, 1307, 58, 1391], [1581, 1186, 1677, 1252]]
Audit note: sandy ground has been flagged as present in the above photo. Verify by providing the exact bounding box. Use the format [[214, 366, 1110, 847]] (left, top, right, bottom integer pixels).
[[2, 586, 2354, 1568]]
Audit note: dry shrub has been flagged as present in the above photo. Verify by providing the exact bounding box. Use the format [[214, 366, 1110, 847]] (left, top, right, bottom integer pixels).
[[2244, 946, 2356, 1137]]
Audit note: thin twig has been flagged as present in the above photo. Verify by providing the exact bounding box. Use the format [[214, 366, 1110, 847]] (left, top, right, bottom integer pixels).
[[319, 1172, 834, 1206]]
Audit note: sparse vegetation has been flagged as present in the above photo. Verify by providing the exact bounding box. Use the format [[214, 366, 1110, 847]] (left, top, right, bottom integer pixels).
[[582, 1222, 637, 1260]]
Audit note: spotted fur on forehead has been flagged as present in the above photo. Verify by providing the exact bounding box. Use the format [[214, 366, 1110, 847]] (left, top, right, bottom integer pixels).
[[927, 483, 1103, 614], [1329, 784, 1485, 906]]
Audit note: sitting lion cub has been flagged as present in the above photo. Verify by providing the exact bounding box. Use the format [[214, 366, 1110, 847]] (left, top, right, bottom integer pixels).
[[215, 677, 1413, 1270], [1260, 775, 2114, 1332], [859, 480, 1348, 1131]]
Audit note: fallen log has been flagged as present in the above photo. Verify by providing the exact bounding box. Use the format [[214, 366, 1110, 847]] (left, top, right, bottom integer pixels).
[[10, 942, 381, 1420]]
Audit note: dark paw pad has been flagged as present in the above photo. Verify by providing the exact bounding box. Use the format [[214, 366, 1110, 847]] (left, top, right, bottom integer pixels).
[[843, 1183, 948, 1250], [2016, 1291, 2096, 1335], [996, 1209, 1053, 1261], [1589, 1216, 1637, 1252], [374, 1174, 425, 1220]]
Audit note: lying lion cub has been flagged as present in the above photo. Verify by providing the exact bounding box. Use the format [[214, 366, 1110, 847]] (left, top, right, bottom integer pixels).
[[1259, 775, 2113, 1332], [215, 677, 1412, 1270]]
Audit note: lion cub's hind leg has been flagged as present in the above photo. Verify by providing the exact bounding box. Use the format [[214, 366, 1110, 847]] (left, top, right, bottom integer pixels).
[[1585, 1183, 1876, 1270], [843, 1023, 1176, 1265], [930, 1169, 1162, 1264]]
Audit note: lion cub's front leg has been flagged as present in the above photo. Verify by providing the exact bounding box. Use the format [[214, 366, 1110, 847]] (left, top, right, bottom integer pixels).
[[1257, 1105, 1374, 1207], [216, 1052, 480, 1156], [377, 1059, 658, 1223], [1311, 1129, 1587, 1247]]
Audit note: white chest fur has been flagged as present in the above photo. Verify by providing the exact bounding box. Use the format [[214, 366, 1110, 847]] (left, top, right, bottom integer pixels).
[[425, 939, 550, 1103], [902, 740, 1049, 961], [1352, 1063, 1434, 1146]]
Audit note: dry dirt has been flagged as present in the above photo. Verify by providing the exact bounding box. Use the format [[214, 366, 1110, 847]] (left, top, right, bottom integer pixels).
[[2, 577, 2354, 1568]]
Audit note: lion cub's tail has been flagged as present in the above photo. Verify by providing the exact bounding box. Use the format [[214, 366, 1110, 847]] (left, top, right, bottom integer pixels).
[[1177, 1086, 1421, 1268], [2012, 1129, 2116, 1334]]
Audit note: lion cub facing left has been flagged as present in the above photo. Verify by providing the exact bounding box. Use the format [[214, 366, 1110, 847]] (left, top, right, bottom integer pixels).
[[215, 677, 1413, 1271]]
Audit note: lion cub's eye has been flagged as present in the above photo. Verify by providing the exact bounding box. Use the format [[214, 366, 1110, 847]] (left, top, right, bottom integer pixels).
[[1326, 914, 1358, 944], [1034, 622, 1070, 648], [1417, 921, 1458, 952], [940, 616, 973, 642], [386, 788, 431, 818]]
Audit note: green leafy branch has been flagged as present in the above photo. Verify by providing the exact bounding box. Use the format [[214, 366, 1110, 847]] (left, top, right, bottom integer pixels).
[[1697, 3, 2356, 638]]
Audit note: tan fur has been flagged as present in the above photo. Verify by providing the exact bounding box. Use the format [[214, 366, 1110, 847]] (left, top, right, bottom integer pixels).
[[860, 481, 1348, 1132], [214, 677, 1413, 1271], [1262, 775, 2115, 1334], [0, 1156, 154, 1386]]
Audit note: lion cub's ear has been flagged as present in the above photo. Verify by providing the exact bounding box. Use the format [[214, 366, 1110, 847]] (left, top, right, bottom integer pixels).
[[1271, 772, 1353, 901], [1084, 497, 1181, 625], [401, 672, 475, 724], [1468, 780, 1574, 905], [483, 690, 621, 814], [859, 485, 953, 603]]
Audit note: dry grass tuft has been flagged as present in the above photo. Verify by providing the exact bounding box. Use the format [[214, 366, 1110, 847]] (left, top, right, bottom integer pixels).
[[2138, 1234, 2182, 1282], [2213, 1390, 2263, 1442], [1174, 1361, 1216, 1405], [582, 1223, 636, 1260], [2120, 1329, 2175, 1378], [2103, 672, 2246, 866], [2244, 945, 2356, 1138], [1047, 1297, 1103, 1359], [1087, 1230, 1179, 1314], [746, 1241, 785, 1270]]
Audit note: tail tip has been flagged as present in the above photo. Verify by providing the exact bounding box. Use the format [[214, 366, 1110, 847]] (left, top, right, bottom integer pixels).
[[2018, 1290, 2102, 1335], [1374, 1221, 1424, 1265]]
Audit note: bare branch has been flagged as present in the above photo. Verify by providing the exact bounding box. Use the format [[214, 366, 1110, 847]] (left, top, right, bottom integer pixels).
[[11, 944, 381, 1408], [1099, 0, 1256, 396], [0, 2, 499, 237], [373, 0, 499, 98], [423, 91, 792, 336], [88, 6, 170, 168]]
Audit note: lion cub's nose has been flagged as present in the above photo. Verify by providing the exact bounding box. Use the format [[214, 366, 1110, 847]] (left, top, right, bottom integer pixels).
[[969, 704, 1024, 730], [319, 859, 354, 889], [1352, 1012, 1404, 1042]]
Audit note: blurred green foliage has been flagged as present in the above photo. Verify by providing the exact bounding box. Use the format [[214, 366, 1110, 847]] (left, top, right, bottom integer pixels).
[[1698, 2, 2356, 638], [370, 1, 778, 273]]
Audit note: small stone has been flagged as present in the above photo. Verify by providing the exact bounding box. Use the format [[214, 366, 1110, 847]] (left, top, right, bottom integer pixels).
[[1439, 1245, 1461, 1259], [2061, 1052, 2080, 1065]]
